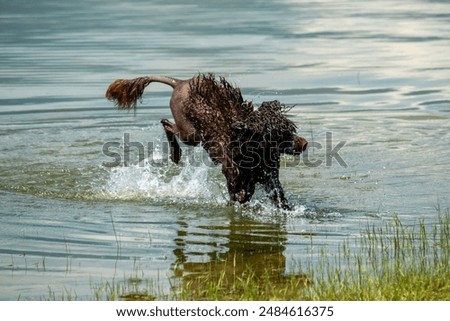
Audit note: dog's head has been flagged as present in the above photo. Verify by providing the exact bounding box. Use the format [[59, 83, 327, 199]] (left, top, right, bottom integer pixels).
[[223, 100, 307, 204], [280, 134, 308, 155]]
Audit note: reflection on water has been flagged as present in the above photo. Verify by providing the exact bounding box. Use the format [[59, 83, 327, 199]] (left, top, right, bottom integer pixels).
[[1, 0, 450, 299], [173, 213, 287, 277], [171, 214, 290, 298]]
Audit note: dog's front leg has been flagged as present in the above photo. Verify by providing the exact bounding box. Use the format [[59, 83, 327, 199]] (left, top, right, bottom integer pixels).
[[263, 171, 291, 210], [161, 119, 182, 164]]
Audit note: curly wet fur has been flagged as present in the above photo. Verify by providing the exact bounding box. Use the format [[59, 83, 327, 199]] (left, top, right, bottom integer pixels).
[[184, 74, 254, 162], [232, 100, 297, 143], [105, 73, 307, 209]]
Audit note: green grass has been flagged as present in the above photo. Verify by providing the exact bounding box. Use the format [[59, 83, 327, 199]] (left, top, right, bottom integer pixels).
[[65, 211, 450, 300], [304, 214, 450, 300]]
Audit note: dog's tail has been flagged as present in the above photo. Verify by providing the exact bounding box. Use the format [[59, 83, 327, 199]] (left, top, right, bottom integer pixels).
[[105, 76, 180, 109]]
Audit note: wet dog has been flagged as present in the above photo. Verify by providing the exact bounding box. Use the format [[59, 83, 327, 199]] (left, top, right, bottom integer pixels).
[[106, 74, 307, 209]]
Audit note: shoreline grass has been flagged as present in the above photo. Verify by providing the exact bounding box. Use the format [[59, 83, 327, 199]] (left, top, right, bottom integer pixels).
[[53, 211, 450, 300], [304, 214, 449, 300]]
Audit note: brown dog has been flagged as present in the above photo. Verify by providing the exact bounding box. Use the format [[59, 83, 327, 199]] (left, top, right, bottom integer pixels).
[[106, 74, 307, 209]]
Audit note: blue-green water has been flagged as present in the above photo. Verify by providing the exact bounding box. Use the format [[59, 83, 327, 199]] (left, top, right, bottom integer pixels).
[[0, 0, 449, 300]]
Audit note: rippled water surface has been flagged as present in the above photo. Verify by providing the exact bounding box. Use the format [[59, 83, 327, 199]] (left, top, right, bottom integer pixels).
[[1, 0, 449, 300]]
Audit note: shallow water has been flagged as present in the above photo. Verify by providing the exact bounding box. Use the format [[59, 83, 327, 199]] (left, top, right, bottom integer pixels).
[[0, 0, 449, 300]]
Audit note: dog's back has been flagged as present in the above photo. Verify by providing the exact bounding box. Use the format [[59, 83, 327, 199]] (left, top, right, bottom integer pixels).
[[183, 75, 253, 149]]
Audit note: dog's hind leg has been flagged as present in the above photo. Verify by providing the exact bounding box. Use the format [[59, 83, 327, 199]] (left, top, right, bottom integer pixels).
[[161, 119, 182, 164]]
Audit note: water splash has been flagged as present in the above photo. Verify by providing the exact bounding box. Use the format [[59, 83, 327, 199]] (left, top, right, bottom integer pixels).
[[97, 140, 341, 219], [233, 198, 307, 221], [99, 147, 228, 206], [98, 147, 342, 220]]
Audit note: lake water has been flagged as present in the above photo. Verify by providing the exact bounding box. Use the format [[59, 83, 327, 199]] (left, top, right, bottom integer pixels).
[[0, 0, 449, 300]]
